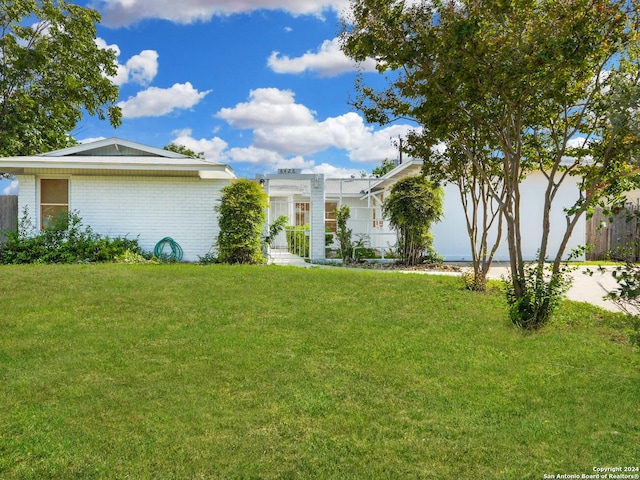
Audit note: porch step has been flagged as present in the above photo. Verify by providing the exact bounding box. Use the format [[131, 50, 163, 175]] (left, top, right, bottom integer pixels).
[[268, 248, 310, 267]]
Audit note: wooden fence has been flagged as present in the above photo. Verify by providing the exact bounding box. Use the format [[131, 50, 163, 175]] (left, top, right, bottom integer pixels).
[[586, 204, 640, 261], [0, 195, 18, 244]]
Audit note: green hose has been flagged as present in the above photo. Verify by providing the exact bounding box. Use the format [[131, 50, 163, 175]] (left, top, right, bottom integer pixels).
[[154, 237, 184, 261]]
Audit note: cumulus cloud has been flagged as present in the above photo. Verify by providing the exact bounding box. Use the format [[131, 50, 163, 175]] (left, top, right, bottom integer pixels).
[[96, 38, 159, 86], [268, 38, 377, 77], [170, 129, 228, 161], [78, 136, 107, 144], [126, 50, 159, 85], [94, 0, 350, 27], [303, 163, 364, 178], [216, 88, 418, 164], [227, 146, 314, 170], [217, 88, 316, 128], [2, 180, 19, 195], [566, 137, 591, 149], [118, 82, 210, 119], [348, 124, 420, 163]]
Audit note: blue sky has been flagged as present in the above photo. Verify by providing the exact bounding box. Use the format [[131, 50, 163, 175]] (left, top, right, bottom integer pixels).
[[2, 0, 419, 194]]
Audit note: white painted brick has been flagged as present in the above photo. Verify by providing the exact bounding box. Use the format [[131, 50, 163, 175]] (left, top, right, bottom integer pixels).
[[18, 174, 230, 261]]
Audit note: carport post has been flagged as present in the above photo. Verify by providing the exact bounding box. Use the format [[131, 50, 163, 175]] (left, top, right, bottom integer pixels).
[[309, 174, 325, 262]]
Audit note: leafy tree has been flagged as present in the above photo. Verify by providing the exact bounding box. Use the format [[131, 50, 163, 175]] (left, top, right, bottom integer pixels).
[[382, 175, 443, 266], [408, 125, 504, 291], [216, 179, 268, 264], [336, 204, 353, 262], [163, 143, 205, 159], [343, 0, 640, 328], [371, 159, 396, 178], [0, 0, 121, 160]]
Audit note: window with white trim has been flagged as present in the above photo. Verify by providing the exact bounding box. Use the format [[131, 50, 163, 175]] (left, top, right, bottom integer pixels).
[[40, 179, 68, 229], [295, 202, 310, 226], [325, 202, 338, 233]]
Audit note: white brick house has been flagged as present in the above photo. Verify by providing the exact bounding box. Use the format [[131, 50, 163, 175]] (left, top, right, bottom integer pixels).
[[0, 137, 586, 263], [0, 138, 235, 261], [259, 159, 586, 262]]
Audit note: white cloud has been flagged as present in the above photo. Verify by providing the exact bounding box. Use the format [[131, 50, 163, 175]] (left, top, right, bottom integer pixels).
[[227, 146, 288, 165], [566, 137, 591, 149], [348, 124, 420, 163], [217, 88, 316, 128], [227, 146, 314, 170], [96, 38, 159, 86], [168, 131, 318, 171], [126, 50, 159, 85], [171, 129, 228, 161], [268, 38, 377, 77], [78, 136, 107, 144], [217, 88, 418, 164], [2, 180, 19, 195], [118, 82, 210, 119], [303, 163, 364, 178], [95, 0, 350, 27]]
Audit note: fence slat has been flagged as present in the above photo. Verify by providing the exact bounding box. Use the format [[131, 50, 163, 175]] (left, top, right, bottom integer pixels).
[[587, 204, 640, 261], [0, 195, 18, 244]]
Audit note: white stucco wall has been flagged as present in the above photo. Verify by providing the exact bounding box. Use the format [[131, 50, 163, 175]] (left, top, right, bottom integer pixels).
[[431, 172, 586, 261], [16, 174, 229, 262]]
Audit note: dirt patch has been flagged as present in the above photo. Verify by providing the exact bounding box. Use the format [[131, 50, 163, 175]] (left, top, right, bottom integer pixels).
[[342, 261, 463, 272]]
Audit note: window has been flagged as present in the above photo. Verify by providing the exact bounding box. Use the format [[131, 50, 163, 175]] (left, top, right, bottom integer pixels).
[[40, 179, 68, 229], [373, 195, 384, 228], [373, 208, 384, 229], [325, 202, 338, 233], [295, 202, 310, 226]]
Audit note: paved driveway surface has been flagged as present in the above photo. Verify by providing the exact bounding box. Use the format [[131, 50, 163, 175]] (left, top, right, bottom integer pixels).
[[485, 264, 624, 313]]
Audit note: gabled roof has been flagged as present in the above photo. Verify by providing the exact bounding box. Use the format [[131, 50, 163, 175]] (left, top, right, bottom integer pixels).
[[364, 158, 424, 196], [0, 137, 235, 179], [40, 137, 189, 158]]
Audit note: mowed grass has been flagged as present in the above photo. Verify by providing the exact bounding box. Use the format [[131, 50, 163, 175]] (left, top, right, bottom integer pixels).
[[0, 264, 638, 479]]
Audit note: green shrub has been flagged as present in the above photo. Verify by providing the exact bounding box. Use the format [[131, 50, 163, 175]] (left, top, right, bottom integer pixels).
[[504, 261, 572, 330], [216, 179, 267, 264], [382, 175, 443, 266], [336, 205, 353, 262], [598, 262, 640, 349], [264, 216, 288, 248], [462, 270, 488, 291], [352, 234, 377, 261], [0, 208, 143, 264]]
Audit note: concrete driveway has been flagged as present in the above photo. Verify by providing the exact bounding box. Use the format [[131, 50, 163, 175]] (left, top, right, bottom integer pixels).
[[484, 263, 624, 313]]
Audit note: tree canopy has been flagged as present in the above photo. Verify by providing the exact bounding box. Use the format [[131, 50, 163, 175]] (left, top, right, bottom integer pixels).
[[0, 0, 121, 157], [163, 143, 205, 159], [343, 0, 640, 327], [371, 158, 396, 178]]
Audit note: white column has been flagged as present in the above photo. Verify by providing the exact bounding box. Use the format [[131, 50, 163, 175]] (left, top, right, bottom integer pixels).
[[309, 174, 325, 261]]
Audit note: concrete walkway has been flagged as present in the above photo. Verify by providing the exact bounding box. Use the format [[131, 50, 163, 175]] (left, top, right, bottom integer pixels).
[[267, 249, 314, 267]]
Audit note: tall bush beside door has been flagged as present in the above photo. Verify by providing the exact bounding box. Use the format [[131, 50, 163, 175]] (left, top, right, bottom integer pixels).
[[216, 179, 268, 264], [383, 175, 443, 266]]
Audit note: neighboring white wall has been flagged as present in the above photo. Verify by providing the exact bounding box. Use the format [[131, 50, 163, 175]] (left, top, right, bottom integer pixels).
[[17, 174, 228, 262], [336, 197, 396, 252], [431, 172, 586, 261], [274, 171, 587, 262], [16, 175, 36, 223]]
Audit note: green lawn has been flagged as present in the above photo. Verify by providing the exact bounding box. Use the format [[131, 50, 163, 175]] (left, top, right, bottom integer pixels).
[[0, 264, 638, 479]]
